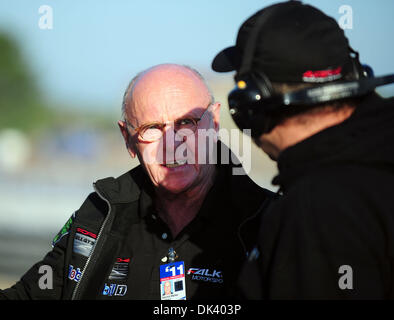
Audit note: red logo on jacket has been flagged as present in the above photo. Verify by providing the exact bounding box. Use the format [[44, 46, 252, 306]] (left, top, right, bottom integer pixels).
[[76, 228, 97, 239]]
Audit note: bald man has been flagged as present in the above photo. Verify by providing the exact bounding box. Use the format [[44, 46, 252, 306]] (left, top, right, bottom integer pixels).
[[0, 64, 274, 300]]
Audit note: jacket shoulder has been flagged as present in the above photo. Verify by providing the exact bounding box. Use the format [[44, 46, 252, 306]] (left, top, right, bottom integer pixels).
[[75, 166, 146, 226], [93, 166, 145, 204], [72, 166, 144, 226], [230, 169, 277, 214]]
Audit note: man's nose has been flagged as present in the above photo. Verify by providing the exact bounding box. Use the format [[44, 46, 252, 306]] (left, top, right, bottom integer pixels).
[[162, 124, 183, 161]]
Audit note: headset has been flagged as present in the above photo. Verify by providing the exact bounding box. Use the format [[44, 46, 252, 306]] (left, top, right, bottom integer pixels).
[[228, 8, 394, 139]]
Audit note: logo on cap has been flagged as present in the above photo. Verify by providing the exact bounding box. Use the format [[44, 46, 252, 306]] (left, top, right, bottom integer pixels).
[[302, 67, 342, 83]]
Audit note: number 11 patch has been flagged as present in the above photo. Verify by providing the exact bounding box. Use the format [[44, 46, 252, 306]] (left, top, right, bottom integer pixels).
[[159, 261, 186, 300]]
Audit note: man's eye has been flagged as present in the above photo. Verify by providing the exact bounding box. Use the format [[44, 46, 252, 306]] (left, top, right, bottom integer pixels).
[[177, 118, 194, 126], [146, 123, 162, 130]]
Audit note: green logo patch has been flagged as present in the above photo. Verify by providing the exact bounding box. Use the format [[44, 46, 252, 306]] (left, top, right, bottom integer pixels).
[[52, 212, 75, 247]]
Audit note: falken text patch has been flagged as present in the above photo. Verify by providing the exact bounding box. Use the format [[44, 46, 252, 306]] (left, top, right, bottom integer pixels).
[[187, 267, 224, 283]]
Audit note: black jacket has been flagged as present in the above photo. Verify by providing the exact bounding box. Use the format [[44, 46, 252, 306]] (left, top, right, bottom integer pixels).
[[242, 93, 394, 299], [0, 147, 274, 300]]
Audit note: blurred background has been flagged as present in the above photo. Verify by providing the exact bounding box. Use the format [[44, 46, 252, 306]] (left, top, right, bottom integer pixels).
[[0, 0, 393, 290]]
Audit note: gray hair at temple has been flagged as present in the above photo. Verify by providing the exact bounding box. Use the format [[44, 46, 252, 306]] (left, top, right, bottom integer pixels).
[[121, 64, 215, 121]]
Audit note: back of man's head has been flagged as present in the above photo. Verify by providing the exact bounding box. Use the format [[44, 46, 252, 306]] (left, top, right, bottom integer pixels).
[[212, 1, 380, 138]]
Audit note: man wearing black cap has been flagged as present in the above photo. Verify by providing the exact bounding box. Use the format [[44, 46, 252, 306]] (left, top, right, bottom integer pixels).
[[213, 1, 394, 299]]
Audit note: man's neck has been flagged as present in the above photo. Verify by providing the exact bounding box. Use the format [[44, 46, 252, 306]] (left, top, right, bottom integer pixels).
[[259, 105, 356, 159], [154, 165, 217, 238]]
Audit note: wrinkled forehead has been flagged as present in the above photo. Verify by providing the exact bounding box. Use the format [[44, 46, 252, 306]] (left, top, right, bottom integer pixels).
[[126, 67, 211, 124]]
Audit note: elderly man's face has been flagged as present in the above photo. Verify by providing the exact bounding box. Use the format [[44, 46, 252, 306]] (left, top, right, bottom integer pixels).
[[164, 281, 171, 295], [119, 65, 220, 194]]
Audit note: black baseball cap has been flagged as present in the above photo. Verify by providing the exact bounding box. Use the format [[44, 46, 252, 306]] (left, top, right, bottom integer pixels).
[[212, 1, 353, 83]]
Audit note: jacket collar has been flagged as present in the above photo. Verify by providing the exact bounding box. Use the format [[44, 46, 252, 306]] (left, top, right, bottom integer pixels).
[[273, 93, 394, 190], [93, 166, 146, 204]]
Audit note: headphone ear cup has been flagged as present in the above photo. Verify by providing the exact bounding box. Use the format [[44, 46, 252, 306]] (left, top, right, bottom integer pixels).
[[251, 72, 274, 98], [348, 47, 369, 80], [361, 64, 374, 78], [351, 56, 367, 79]]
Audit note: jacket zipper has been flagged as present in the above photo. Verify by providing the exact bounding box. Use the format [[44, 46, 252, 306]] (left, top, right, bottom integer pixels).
[[71, 183, 112, 300]]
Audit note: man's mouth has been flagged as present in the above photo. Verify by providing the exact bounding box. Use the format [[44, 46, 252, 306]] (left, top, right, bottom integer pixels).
[[163, 159, 187, 168]]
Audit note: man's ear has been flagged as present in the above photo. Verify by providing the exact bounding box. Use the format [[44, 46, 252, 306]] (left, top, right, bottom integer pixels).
[[118, 120, 136, 158], [211, 102, 221, 132]]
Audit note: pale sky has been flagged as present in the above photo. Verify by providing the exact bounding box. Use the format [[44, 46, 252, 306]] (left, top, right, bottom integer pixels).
[[0, 0, 393, 109]]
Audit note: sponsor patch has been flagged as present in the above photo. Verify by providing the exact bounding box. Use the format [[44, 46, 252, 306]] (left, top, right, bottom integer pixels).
[[102, 283, 128, 297], [109, 258, 130, 280], [187, 267, 224, 283], [68, 265, 82, 283], [52, 212, 75, 247], [73, 228, 97, 257]]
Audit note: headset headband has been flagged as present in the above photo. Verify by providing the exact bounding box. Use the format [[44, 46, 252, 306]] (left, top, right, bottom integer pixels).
[[284, 74, 394, 106]]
